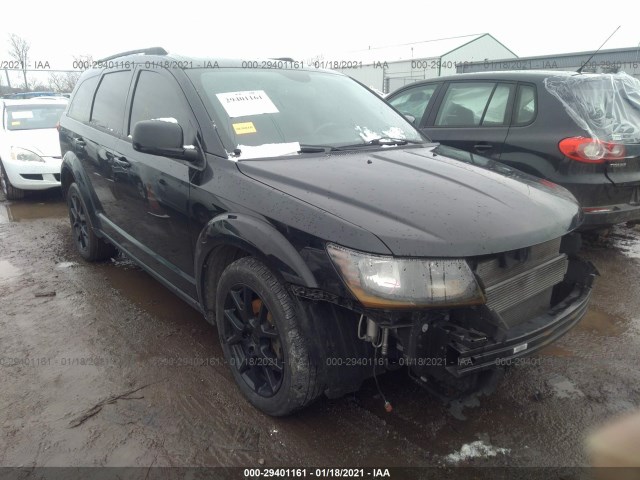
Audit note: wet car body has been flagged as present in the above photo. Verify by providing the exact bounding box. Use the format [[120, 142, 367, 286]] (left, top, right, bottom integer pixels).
[[59, 50, 596, 414], [386, 71, 640, 229]]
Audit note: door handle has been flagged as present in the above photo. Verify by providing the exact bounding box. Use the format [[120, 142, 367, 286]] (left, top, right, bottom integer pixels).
[[474, 143, 493, 151], [158, 179, 167, 186], [113, 156, 131, 168]]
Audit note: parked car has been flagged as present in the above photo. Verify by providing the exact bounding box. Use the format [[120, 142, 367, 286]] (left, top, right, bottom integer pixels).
[[387, 71, 640, 229], [0, 97, 68, 199], [59, 49, 597, 416]]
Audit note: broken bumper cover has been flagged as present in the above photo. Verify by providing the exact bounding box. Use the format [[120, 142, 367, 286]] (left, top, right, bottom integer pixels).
[[446, 282, 592, 377]]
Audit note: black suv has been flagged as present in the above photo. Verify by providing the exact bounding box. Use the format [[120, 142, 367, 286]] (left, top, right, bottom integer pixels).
[[59, 49, 597, 415], [387, 71, 640, 228]]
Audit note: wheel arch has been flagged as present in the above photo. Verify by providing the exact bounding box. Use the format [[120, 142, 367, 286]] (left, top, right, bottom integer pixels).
[[195, 213, 319, 323], [60, 151, 104, 231]]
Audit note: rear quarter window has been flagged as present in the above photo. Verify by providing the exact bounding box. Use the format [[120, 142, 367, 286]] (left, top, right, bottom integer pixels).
[[514, 84, 537, 125], [67, 75, 99, 122]]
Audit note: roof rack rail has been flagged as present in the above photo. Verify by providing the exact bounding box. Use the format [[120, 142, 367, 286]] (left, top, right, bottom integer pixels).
[[97, 47, 168, 63], [271, 57, 295, 62]]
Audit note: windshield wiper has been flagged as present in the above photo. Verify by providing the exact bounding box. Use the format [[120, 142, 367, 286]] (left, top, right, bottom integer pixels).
[[298, 144, 345, 153], [340, 137, 424, 149]]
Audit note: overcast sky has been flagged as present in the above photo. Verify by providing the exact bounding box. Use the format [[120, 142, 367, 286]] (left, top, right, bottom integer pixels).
[[2, 0, 639, 76]]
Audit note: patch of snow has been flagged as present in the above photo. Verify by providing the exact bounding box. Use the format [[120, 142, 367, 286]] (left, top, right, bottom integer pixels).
[[55, 261, 78, 269], [355, 126, 380, 142], [445, 441, 510, 464], [382, 127, 406, 139]]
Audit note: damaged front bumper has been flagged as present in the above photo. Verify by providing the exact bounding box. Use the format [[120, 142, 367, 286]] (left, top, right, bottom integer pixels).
[[403, 258, 598, 386], [444, 281, 591, 377]]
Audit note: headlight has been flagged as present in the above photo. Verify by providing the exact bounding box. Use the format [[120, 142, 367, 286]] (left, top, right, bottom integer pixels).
[[10, 146, 44, 162], [327, 243, 485, 309]]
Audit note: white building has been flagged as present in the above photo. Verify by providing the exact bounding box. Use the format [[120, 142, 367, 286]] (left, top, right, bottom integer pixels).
[[335, 33, 517, 93]]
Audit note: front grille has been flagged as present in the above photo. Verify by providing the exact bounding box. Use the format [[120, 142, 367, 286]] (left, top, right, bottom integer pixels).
[[475, 238, 568, 327], [20, 174, 43, 180]]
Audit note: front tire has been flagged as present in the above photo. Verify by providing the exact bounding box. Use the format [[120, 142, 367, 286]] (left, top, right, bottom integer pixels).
[[0, 161, 25, 200], [67, 183, 117, 261], [216, 257, 322, 416]]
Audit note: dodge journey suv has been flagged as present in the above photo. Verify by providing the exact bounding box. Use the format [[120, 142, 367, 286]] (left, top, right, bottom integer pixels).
[[59, 48, 597, 416]]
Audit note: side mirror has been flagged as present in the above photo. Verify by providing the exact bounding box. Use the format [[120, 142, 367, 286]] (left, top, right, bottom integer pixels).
[[132, 120, 199, 162], [403, 113, 416, 124]]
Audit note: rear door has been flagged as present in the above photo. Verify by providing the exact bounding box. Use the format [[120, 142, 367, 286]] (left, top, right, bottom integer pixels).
[[422, 81, 515, 160], [62, 70, 133, 235]]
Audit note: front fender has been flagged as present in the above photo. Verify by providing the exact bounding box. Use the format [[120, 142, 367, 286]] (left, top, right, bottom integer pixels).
[[194, 212, 319, 306]]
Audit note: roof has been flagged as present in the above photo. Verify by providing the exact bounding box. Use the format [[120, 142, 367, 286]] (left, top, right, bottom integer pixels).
[[1, 97, 69, 106], [337, 33, 515, 65]]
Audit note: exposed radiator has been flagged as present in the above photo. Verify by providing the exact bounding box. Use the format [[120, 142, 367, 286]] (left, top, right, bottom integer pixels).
[[475, 238, 568, 326]]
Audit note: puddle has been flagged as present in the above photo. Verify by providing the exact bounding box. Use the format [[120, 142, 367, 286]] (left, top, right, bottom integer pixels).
[[576, 308, 626, 337], [609, 225, 640, 259], [540, 344, 574, 357], [4, 201, 67, 222], [97, 260, 202, 325], [0, 260, 21, 281]]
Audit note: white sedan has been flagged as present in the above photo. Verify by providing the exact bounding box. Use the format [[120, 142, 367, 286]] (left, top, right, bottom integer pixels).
[[0, 97, 68, 200]]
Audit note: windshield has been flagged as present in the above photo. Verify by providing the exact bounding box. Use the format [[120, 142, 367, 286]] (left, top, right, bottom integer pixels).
[[186, 68, 425, 159], [5, 104, 67, 131]]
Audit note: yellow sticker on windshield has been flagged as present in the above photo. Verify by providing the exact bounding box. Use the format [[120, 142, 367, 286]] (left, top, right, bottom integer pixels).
[[232, 122, 257, 135], [11, 121, 21, 126]]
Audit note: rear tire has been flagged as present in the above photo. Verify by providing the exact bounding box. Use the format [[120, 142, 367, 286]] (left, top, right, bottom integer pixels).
[[67, 182, 116, 261], [216, 257, 323, 416], [0, 161, 25, 200]]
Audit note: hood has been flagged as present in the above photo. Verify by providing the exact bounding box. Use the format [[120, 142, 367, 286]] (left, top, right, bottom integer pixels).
[[5, 128, 62, 157], [237, 145, 582, 257]]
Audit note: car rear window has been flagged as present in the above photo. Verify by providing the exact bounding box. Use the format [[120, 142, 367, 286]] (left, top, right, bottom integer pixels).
[[5, 104, 67, 131], [544, 73, 640, 145]]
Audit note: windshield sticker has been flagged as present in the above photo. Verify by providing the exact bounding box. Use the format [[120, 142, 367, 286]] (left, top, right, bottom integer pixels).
[[216, 90, 279, 118], [12, 111, 33, 119], [232, 122, 257, 135], [11, 121, 21, 126], [236, 142, 300, 160]]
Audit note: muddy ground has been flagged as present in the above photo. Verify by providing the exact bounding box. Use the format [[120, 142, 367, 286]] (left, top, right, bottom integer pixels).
[[1, 190, 639, 469]]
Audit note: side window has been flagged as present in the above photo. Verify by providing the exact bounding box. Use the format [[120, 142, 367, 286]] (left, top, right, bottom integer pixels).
[[129, 70, 195, 143], [435, 82, 495, 127], [482, 84, 512, 126], [514, 85, 536, 125], [388, 84, 438, 123], [91, 71, 132, 135], [68, 75, 99, 122]]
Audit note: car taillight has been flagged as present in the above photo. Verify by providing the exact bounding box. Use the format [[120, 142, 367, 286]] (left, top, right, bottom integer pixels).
[[56, 121, 60, 132], [559, 137, 626, 163]]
